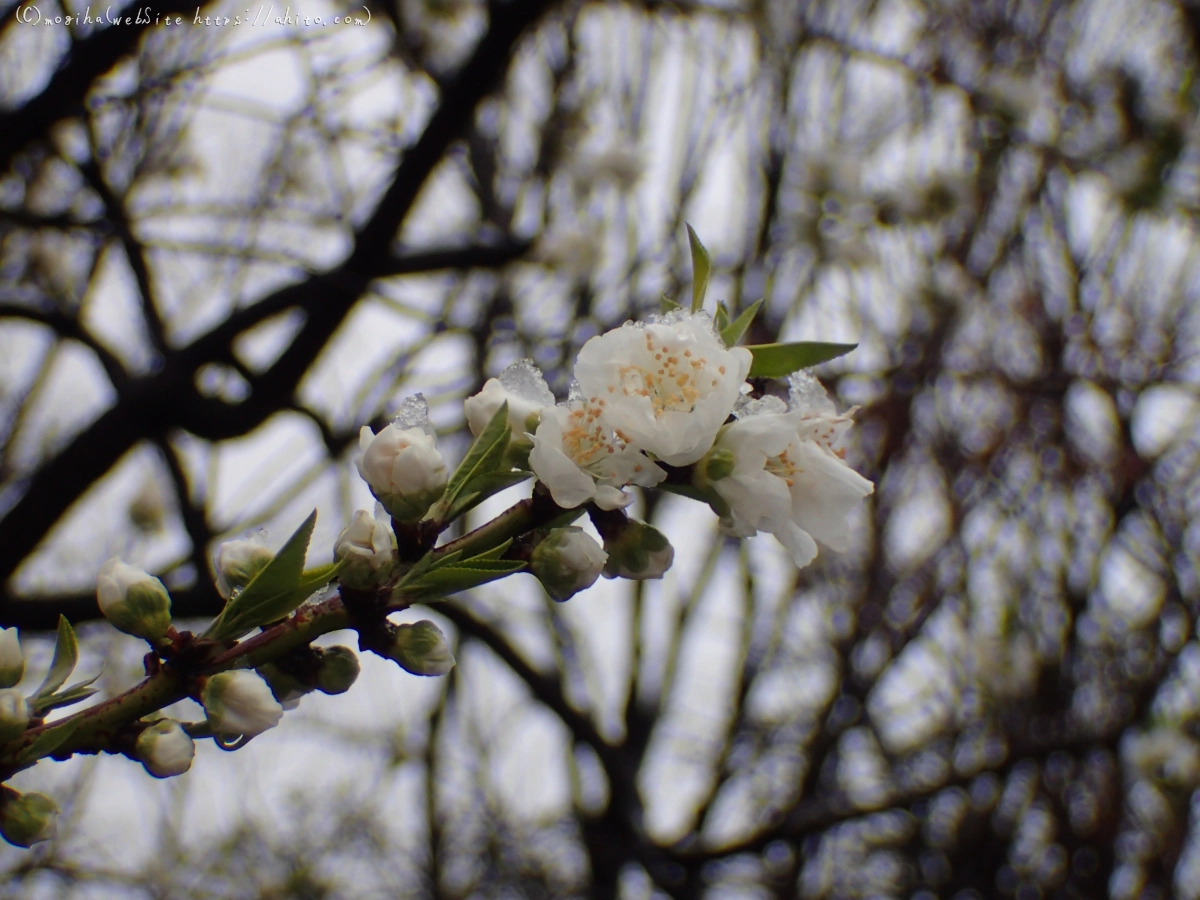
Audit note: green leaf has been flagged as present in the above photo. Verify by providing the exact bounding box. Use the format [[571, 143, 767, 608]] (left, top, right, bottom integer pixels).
[[414, 560, 527, 595], [686, 224, 711, 313], [719, 298, 764, 348], [435, 403, 512, 518], [714, 301, 730, 334], [13, 718, 81, 765], [30, 667, 104, 716], [660, 294, 682, 315], [35, 686, 100, 714], [441, 471, 533, 522], [745, 342, 858, 378], [32, 617, 77, 702], [203, 512, 338, 643]]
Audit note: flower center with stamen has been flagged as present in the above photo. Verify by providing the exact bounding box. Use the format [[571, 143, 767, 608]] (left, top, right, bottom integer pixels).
[[615, 333, 726, 418], [561, 404, 618, 469], [765, 447, 801, 488]]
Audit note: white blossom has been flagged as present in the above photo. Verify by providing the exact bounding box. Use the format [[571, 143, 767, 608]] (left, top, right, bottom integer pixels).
[[0, 628, 23, 689], [531, 526, 608, 601], [357, 422, 448, 521], [463, 359, 555, 451], [529, 399, 665, 510], [574, 312, 751, 466], [96, 558, 172, 643], [202, 670, 284, 738], [334, 505, 397, 589], [136, 719, 195, 778], [707, 396, 873, 568], [214, 533, 273, 600]]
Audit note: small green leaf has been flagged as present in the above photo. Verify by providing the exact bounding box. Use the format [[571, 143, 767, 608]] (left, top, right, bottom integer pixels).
[[13, 718, 81, 765], [35, 686, 99, 714], [30, 667, 104, 716], [203, 512, 334, 642], [660, 294, 682, 315], [414, 560, 527, 595], [435, 403, 512, 518], [714, 301, 730, 334], [686, 224, 711, 313], [719, 298, 764, 347], [745, 342, 858, 378], [441, 471, 533, 522], [32, 617, 77, 701]]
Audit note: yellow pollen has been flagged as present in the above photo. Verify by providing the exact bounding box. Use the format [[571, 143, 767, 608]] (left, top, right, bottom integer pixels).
[[718, 366, 726, 375]]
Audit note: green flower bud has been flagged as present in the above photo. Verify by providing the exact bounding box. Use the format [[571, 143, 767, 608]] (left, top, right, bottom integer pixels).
[[0, 788, 58, 847], [316, 646, 360, 695], [601, 519, 674, 581], [0, 627, 24, 689], [530, 526, 607, 602], [135, 719, 195, 779], [0, 689, 29, 743], [385, 621, 455, 677], [96, 558, 172, 643], [214, 534, 274, 599]]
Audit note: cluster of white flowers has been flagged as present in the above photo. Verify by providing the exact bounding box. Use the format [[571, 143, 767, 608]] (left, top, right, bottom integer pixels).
[[462, 311, 873, 570]]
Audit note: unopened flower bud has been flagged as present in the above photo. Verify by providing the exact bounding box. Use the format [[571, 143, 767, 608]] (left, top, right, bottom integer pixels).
[[202, 670, 284, 738], [214, 533, 274, 600], [357, 423, 448, 522], [0, 689, 29, 743], [464, 360, 556, 465], [316, 646, 360, 695], [128, 477, 167, 533], [135, 719, 195, 778], [0, 628, 24, 689], [601, 519, 675, 581], [530, 527, 608, 602], [96, 558, 172, 643], [0, 788, 58, 847], [385, 621, 455, 676], [334, 508, 397, 590]]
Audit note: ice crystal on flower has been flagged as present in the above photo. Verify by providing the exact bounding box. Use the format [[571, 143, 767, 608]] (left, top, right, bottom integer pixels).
[[498, 359, 555, 406], [392, 393, 431, 432], [733, 394, 788, 419], [788, 372, 837, 417]]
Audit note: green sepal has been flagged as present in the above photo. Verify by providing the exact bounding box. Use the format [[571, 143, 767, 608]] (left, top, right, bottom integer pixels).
[[660, 294, 683, 315], [31, 617, 77, 703], [719, 298, 764, 347], [12, 718, 81, 766], [429, 403, 512, 524], [686, 224, 711, 313], [203, 512, 344, 643], [656, 481, 732, 518], [745, 342, 858, 378]]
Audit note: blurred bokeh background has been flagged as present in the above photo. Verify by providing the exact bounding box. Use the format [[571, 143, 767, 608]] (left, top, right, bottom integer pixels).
[[3, 0, 1200, 896]]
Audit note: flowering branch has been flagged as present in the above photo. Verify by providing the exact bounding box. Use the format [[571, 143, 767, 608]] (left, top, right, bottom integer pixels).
[[0, 227, 875, 850]]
